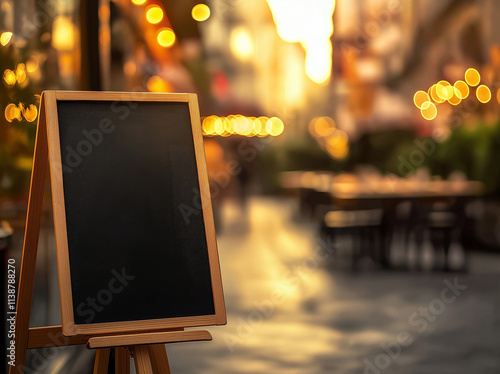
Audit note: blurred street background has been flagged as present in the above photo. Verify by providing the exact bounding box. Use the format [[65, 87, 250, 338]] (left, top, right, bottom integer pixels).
[[1, 0, 500, 373]]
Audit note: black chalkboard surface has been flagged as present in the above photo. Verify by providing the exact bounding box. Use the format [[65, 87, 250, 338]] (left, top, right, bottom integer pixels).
[[46, 92, 225, 336]]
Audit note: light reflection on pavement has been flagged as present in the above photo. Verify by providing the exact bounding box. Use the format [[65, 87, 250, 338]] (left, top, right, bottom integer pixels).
[[167, 197, 500, 374]]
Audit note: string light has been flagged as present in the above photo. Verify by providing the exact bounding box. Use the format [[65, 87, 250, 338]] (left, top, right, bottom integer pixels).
[[192, 4, 210, 22], [414, 68, 492, 120], [476, 85, 491, 103], [0, 32, 13, 46], [146, 5, 163, 24], [420, 101, 437, 120], [15, 63, 27, 84], [453, 80, 469, 99], [413, 91, 430, 109], [3, 69, 16, 85], [464, 68, 480, 86], [202, 115, 284, 137], [157, 28, 175, 48]]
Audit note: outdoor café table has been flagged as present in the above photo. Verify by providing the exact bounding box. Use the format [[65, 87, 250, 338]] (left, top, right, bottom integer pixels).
[[315, 179, 484, 269]]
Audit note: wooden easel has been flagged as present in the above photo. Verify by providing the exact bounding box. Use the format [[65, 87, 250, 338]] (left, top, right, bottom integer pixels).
[[86, 329, 212, 373], [9, 92, 217, 374]]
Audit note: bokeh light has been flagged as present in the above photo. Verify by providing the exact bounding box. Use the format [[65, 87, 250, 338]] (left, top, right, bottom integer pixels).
[[428, 84, 445, 103], [454, 80, 469, 99], [5, 103, 22, 122], [309, 116, 335, 137], [267, 0, 335, 84], [436, 81, 453, 101], [413, 90, 430, 109], [420, 101, 437, 120], [326, 130, 349, 159], [464, 68, 480, 86], [146, 5, 163, 24], [22, 104, 38, 122], [15, 63, 27, 84], [476, 84, 491, 103], [131, 0, 147, 5], [230, 27, 254, 61], [0, 32, 13, 46], [448, 87, 462, 105], [157, 28, 176, 48], [256, 117, 269, 136], [123, 61, 136, 76], [202, 115, 283, 137], [192, 4, 211, 22], [3, 69, 16, 86], [26, 56, 39, 73], [146, 76, 172, 92], [266, 117, 285, 136]]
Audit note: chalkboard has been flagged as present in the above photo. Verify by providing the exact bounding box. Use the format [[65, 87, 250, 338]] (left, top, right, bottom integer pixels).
[[46, 92, 225, 336]]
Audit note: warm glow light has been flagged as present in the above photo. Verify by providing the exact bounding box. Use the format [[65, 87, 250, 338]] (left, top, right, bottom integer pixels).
[[267, 0, 335, 84], [0, 32, 13, 46], [233, 116, 252, 136], [465, 68, 480, 86], [202, 116, 219, 135], [256, 117, 269, 136], [124, 60, 136, 76], [230, 27, 254, 61], [326, 130, 348, 159], [52, 17, 75, 51], [428, 84, 445, 103], [223, 116, 233, 134], [192, 4, 210, 22], [420, 101, 437, 120], [214, 118, 224, 135], [454, 80, 469, 99], [309, 116, 335, 137], [157, 28, 175, 48], [146, 75, 172, 92], [203, 115, 279, 137], [3, 69, 16, 85], [26, 56, 39, 73], [131, 0, 147, 4], [15, 63, 27, 84], [5, 103, 21, 122], [497, 88, 500, 104], [22, 104, 38, 122], [436, 81, 453, 101], [413, 91, 430, 109], [476, 84, 491, 103], [266, 117, 284, 136], [448, 87, 462, 105], [146, 5, 163, 24]]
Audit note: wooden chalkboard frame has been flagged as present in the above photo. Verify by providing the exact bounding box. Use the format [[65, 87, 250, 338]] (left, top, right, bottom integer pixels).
[[44, 91, 226, 336]]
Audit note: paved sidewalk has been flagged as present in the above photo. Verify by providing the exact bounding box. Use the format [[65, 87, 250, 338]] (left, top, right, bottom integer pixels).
[[167, 197, 500, 374]]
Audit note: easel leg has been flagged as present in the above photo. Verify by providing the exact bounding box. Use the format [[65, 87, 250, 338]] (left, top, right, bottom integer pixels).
[[134, 346, 153, 374], [149, 344, 171, 374], [115, 347, 131, 374], [9, 97, 49, 374], [93, 348, 110, 374]]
